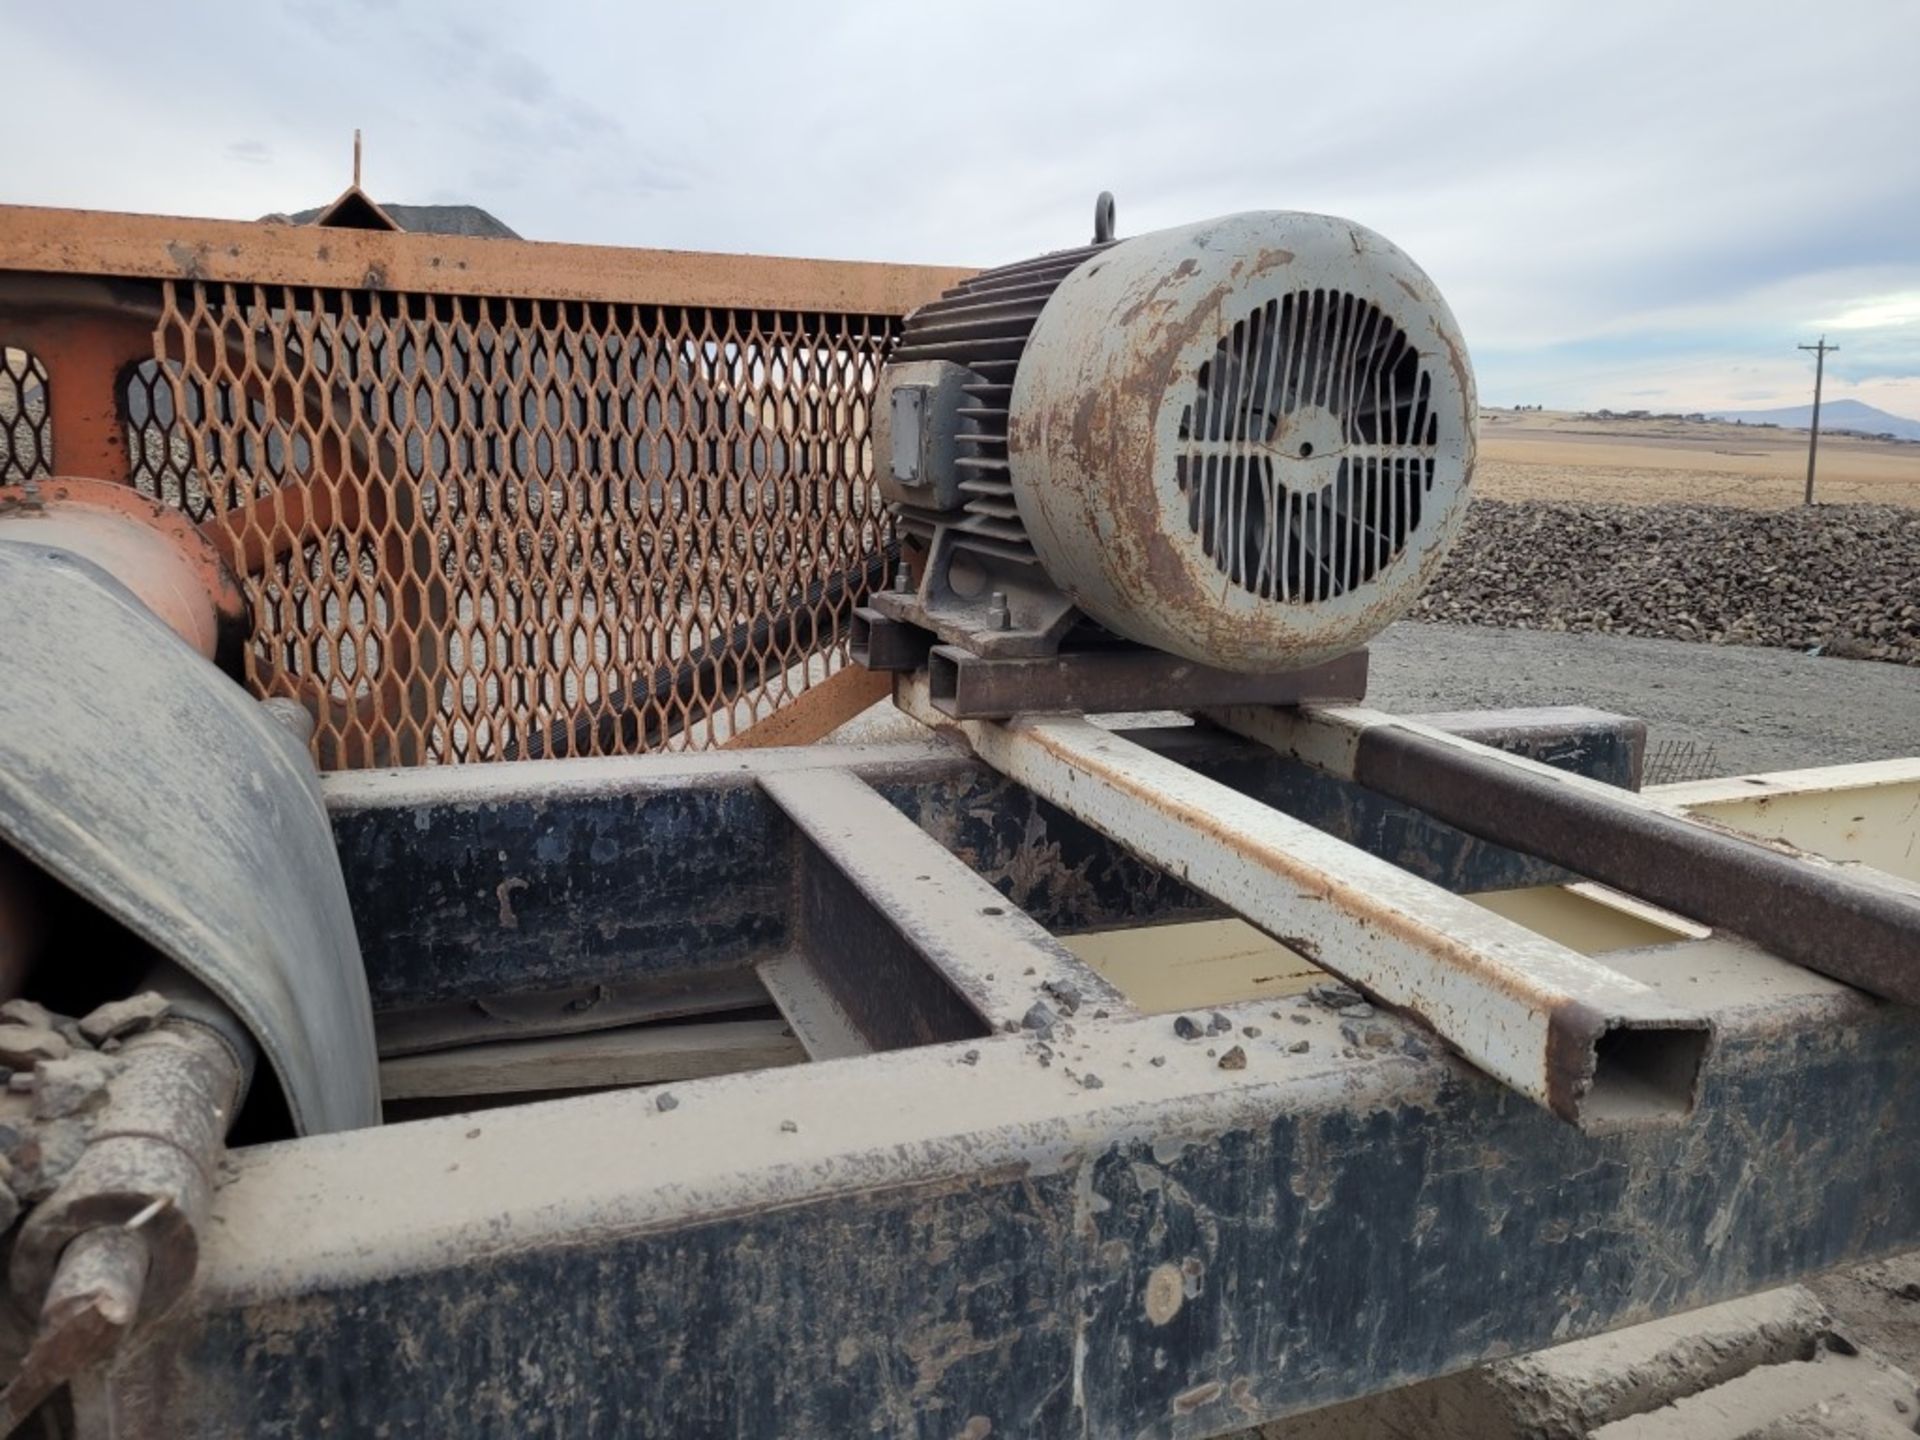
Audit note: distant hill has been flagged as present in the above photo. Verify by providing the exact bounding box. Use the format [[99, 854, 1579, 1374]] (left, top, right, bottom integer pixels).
[[1709, 398, 1920, 442]]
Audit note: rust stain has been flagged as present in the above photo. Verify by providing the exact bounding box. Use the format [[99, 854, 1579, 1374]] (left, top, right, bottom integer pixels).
[[1143, 1262, 1184, 1324], [1173, 1379, 1224, 1414], [495, 877, 528, 929]]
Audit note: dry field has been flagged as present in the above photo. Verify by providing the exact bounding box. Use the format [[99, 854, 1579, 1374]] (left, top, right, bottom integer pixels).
[[1478, 408, 1920, 509]]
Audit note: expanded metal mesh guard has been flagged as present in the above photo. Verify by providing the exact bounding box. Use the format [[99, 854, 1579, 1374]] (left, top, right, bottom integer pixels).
[[153, 281, 898, 768], [0, 345, 52, 484]]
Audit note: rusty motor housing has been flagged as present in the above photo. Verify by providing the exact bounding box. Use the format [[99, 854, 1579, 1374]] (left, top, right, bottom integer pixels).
[[874, 209, 1477, 672]]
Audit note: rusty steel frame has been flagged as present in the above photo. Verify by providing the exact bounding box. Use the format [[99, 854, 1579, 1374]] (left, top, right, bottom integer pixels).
[[0, 204, 976, 767], [895, 678, 1710, 1130], [0, 205, 975, 316], [1214, 705, 1920, 1006], [68, 723, 1920, 1439], [921, 644, 1370, 720]]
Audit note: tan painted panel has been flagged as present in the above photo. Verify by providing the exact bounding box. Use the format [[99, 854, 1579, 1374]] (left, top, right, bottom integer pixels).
[[1659, 771, 1920, 884], [1064, 760, 1919, 1017], [1065, 886, 1700, 1014], [1065, 919, 1324, 1014], [1466, 886, 1697, 955]]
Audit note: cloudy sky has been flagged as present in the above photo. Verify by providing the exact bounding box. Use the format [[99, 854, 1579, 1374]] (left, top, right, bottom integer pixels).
[[9, 1, 1920, 418]]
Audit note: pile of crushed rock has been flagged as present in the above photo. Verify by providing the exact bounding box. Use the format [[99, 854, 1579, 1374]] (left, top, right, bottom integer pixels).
[[1410, 501, 1920, 666]]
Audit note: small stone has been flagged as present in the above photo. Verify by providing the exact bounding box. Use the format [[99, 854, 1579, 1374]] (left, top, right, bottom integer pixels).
[[1172, 1015, 1202, 1041], [7, 1073, 34, 1094], [1345, 1002, 1376, 1020], [1041, 980, 1082, 1017], [1021, 1003, 1055, 1038], [1149, 1055, 1166, 1067], [33, 1054, 114, 1120], [1206, 1012, 1231, 1035], [1290, 1013, 1312, 1026], [0, 1000, 56, 1032], [1081, 1074, 1103, 1090], [78, 992, 171, 1046], [655, 1092, 679, 1112], [0, 1026, 69, 1069], [1309, 983, 1364, 1011], [779, 1119, 798, 1133], [1241, 1026, 1262, 1039], [961, 1050, 981, 1066], [1288, 1040, 1311, 1054], [1217, 1046, 1247, 1071], [1091, 1009, 1110, 1020]]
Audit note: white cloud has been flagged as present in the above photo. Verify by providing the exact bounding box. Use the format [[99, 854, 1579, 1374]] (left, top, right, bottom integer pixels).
[[1819, 293, 1920, 332], [6, 0, 1920, 418]]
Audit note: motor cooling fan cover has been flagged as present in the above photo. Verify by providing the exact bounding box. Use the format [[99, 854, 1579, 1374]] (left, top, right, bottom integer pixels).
[[1007, 210, 1476, 671]]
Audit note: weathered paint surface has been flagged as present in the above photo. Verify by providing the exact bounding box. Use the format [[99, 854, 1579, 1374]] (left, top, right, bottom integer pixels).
[[95, 953, 1920, 1439], [765, 768, 1130, 1045], [1223, 704, 1920, 1006], [1007, 211, 1476, 672], [898, 680, 1706, 1129], [0, 203, 973, 316], [330, 775, 792, 1010], [327, 716, 1634, 1016]]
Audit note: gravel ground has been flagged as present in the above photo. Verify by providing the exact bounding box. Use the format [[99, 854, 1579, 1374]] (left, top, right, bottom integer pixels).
[[1369, 622, 1920, 775], [1411, 501, 1920, 667], [841, 623, 1920, 775]]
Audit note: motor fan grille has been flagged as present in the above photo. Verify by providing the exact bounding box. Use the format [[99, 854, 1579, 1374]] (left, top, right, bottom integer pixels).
[[1175, 289, 1441, 603]]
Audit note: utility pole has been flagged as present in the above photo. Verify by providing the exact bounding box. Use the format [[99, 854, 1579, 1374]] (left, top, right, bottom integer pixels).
[[1798, 335, 1838, 505]]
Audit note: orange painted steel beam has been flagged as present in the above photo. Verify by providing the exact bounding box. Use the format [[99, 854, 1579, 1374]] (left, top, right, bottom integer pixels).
[[0, 309, 153, 484], [722, 662, 892, 749], [0, 205, 976, 318]]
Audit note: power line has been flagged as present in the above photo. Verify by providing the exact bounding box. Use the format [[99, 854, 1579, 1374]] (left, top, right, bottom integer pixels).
[[1797, 335, 1838, 506]]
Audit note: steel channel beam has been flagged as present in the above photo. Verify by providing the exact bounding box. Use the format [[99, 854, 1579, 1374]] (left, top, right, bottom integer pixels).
[[754, 954, 874, 1061], [1213, 705, 1920, 1005], [849, 607, 935, 672], [763, 768, 1132, 1047], [85, 945, 1920, 1439], [922, 646, 1369, 720], [898, 683, 1708, 1130]]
